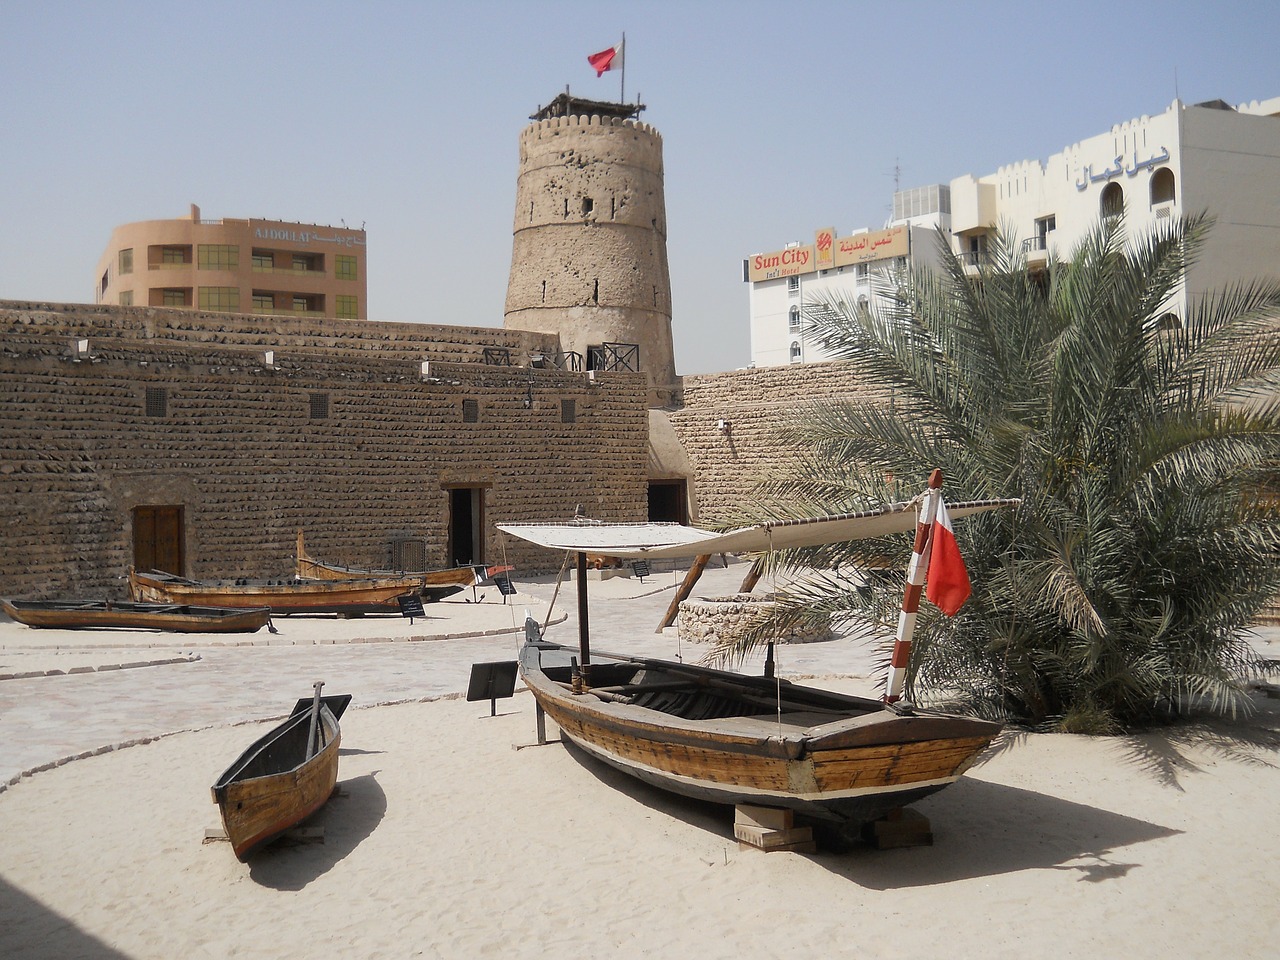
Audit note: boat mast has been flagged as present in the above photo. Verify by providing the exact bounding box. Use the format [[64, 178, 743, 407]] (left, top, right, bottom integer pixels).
[[885, 470, 943, 704], [576, 550, 592, 686]]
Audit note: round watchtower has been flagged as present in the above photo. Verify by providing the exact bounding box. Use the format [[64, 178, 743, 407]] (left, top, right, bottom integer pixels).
[[504, 94, 676, 406]]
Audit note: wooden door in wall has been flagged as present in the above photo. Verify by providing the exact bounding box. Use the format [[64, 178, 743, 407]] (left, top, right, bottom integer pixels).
[[448, 487, 484, 567], [133, 505, 185, 575]]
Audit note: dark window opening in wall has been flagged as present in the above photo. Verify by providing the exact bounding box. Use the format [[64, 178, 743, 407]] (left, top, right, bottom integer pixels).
[[563, 199, 569, 218], [462, 399, 479, 422], [529, 201, 534, 223], [309, 391, 330, 420], [592, 279, 599, 304], [132, 505, 184, 576], [582, 197, 594, 216], [100, 271, 108, 298], [541, 280, 546, 302], [448, 486, 484, 566], [292, 252, 323, 273], [1100, 182, 1124, 220], [292, 294, 322, 314], [611, 197, 616, 219], [145, 387, 168, 417], [561, 398, 576, 423], [1151, 167, 1176, 205], [648, 480, 688, 525]]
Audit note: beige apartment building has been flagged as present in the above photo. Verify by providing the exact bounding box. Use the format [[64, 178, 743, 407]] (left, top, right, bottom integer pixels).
[[93, 205, 367, 320]]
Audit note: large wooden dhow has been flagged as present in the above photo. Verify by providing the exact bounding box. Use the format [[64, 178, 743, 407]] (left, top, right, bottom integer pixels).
[[293, 530, 483, 597], [212, 684, 352, 862], [1, 598, 272, 633], [499, 474, 1017, 833], [129, 567, 424, 615]]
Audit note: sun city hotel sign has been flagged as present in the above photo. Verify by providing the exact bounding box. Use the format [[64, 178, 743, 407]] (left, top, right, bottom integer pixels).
[[746, 224, 909, 282]]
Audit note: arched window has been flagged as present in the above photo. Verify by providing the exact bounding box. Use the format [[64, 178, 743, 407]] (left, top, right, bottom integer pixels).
[[1100, 182, 1125, 220], [789, 341, 802, 363], [1150, 168, 1176, 205], [1156, 312, 1182, 331], [788, 305, 801, 330]]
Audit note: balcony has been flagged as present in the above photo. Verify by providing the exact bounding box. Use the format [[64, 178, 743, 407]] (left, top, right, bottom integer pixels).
[[1021, 234, 1050, 270]]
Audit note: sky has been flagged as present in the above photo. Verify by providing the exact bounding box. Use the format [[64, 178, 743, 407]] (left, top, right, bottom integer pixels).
[[2, 1, 1278, 375]]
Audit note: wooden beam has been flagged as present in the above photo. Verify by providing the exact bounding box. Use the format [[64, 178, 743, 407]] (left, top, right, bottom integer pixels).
[[739, 557, 764, 593], [656, 554, 710, 632]]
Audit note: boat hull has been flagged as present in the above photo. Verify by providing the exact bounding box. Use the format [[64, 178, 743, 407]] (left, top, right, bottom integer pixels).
[[521, 640, 999, 825], [129, 568, 421, 614], [294, 530, 483, 596], [1, 598, 271, 633], [211, 696, 351, 861]]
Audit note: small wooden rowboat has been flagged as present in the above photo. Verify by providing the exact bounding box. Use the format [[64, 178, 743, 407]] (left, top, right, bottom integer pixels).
[[294, 530, 496, 592], [212, 685, 352, 862], [0, 598, 272, 633], [128, 567, 429, 614]]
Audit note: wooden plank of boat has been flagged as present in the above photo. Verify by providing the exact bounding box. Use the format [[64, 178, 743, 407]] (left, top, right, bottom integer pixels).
[[0, 598, 272, 633], [295, 530, 482, 593], [128, 568, 421, 614], [211, 689, 352, 862], [520, 634, 1000, 825]]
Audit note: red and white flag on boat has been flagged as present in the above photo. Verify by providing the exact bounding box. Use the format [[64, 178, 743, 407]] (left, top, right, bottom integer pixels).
[[925, 498, 971, 616], [588, 40, 623, 76]]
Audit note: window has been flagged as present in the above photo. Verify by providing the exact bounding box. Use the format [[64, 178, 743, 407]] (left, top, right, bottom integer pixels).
[[99, 271, 108, 297], [198, 286, 239, 311], [789, 341, 802, 363], [252, 251, 274, 271], [788, 305, 801, 330], [335, 254, 357, 281], [292, 253, 322, 273], [198, 244, 239, 270], [462, 399, 479, 423], [336, 294, 358, 319], [1150, 168, 1176, 206], [309, 392, 330, 420], [1100, 182, 1124, 220], [119, 291, 133, 306], [252, 293, 274, 312], [161, 288, 188, 307], [787, 275, 800, 296], [292, 295, 321, 314], [561, 398, 576, 423], [855, 264, 869, 281], [145, 387, 168, 417], [118, 248, 133, 275], [160, 245, 189, 265]]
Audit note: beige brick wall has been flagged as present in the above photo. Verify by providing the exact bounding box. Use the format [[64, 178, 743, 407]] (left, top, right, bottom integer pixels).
[[668, 361, 893, 525], [0, 302, 648, 597]]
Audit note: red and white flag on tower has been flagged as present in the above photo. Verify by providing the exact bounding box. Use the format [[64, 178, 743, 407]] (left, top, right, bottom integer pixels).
[[588, 40, 624, 76], [925, 498, 971, 616]]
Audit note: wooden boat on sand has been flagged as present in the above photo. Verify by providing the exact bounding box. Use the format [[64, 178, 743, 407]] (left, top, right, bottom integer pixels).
[[0, 598, 272, 633], [212, 684, 352, 862], [294, 530, 505, 592], [128, 567, 431, 614], [498, 473, 1018, 835]]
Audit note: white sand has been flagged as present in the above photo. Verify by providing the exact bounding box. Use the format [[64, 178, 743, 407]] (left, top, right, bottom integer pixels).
[[1, 686, 1278, 957], [2, 572, 1278, 958]]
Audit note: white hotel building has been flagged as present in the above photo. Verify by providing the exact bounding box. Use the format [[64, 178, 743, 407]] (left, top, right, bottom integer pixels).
[[747, 95, 1280, 367]]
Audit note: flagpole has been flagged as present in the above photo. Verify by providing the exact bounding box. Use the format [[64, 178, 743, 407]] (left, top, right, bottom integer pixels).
[[885, 469, 943, 704], [620, 32, 626, 104]]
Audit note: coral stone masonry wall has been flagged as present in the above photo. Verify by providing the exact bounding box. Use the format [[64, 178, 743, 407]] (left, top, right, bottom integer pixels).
[[0, 301, 648, 597], [668, 361, 895, 525]]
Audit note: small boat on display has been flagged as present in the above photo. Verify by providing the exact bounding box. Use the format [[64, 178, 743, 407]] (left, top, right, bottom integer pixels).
[[212, 683, 352, 862], [0, 598, 272, 633], [498, 472, 1018, 836], [294, 530, 494, 594], [128, 567, 428, 615]]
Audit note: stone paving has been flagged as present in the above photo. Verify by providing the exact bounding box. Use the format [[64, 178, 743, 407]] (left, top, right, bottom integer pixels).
[[0, 561, 893, 791], [3, 559, 1276, 794]]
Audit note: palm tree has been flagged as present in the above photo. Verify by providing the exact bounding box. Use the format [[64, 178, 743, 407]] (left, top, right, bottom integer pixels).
[[737, 215, 1280, 732]]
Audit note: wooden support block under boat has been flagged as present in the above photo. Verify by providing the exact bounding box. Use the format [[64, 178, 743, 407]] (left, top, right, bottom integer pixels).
[[860, 807, 933, 849]]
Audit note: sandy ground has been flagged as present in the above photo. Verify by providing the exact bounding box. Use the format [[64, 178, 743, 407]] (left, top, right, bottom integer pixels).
[[1, 566, 1278, 959]]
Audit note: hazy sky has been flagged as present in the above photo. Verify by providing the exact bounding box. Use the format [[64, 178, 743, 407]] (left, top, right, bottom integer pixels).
[[2, 1, 1277, 375]]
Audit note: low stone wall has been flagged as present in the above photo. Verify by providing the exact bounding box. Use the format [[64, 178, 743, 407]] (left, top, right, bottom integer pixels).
[[677, 594, 831, 646]]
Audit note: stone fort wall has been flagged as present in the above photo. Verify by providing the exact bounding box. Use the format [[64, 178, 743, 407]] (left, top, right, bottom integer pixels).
[[0, 301, 649, 597], [668, 361, 895, 526]]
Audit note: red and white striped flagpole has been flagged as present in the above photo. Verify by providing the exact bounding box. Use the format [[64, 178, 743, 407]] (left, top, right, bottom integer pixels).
[[885, 469, 943, 703]]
